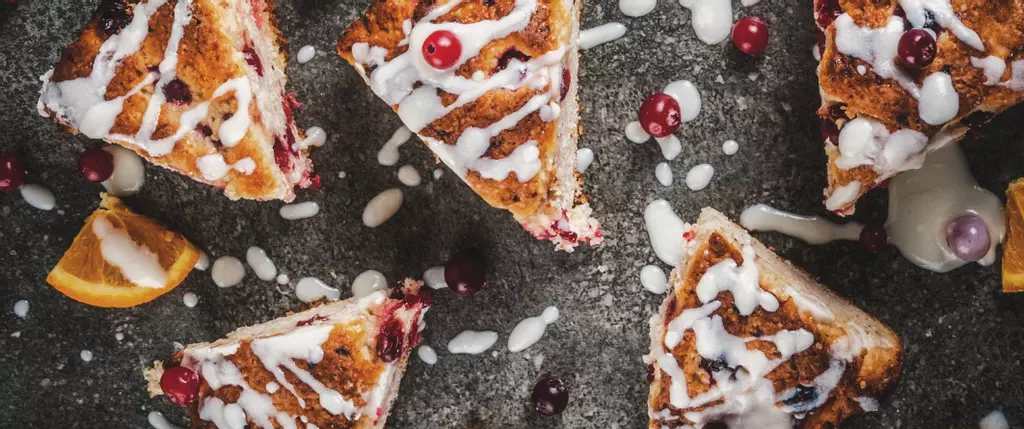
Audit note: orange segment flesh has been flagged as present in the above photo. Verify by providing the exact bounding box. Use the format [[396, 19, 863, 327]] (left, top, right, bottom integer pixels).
[[1003, 179, 1024, 293], [46, 194, 200, 308]]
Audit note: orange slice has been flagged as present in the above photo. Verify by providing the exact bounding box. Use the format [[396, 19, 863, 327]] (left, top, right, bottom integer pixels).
[[1003, 179, 1024, 292], [46, 193, 200, 307]]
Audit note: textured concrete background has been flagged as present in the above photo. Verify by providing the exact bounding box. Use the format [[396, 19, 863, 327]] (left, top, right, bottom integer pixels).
[[2, 0, 1023, 428]]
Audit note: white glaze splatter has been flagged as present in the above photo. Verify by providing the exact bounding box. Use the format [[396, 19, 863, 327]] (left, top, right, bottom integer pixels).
[[363, 189, 403, 228], [579, 22, 627, 50], [280, 202, 320, 220], [685, 164, 714, 191], [640, 265, 668, 294], [20, 184, 55, 211], [507, 306, 559, 352], [245, 246, 277, 281], [295, 277, 341, 303], [447, 331, 499, 355], [211, 256, 245, 288], [351, 270, 388, 298]]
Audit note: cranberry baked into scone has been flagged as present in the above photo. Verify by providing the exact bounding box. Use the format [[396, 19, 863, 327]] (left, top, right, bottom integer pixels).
[[38, 0, 318, 201], [645, 209, 903, 428], [144, 281, 431, 429], [815, 0, 1024, 214], [337, 0, 601, 251]]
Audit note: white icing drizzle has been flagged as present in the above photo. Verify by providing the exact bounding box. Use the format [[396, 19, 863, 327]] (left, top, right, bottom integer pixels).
[[647, 244, 849, 425], [655, 162, 673, 187], [417, 345, 438, 365], [684, 164, 714, 191], [625, 121, 650, 143], [971, 56, 1006, 86], [678, 0, 733, 45], [148, 411, 186, 429], [298, 126, 327, 150], [423, 266, 448, 290], [620, 0, 656, 17], [887, 142, 1004, 272], [377, 126, 413, 166], [183, 291, 199, 308], [918, 72, 959, 125], [246, 246, 278, 281], [13, 300, 29, 319], [825, 181, 862, 212], [297, 45, 316, 64], [835, 116, 928, 173], [579, 22, 627, 50], [899, 0, 984, 51], [576, 148, 594, 173], [507, 306, 559, 352], [351, 0, 562, 184], [643, 199, 692, 267], [664, 80, 702, 122], [196, 154, 256, 181], [93, 213, 168, 288], [211, 256, 246, 288], [722, 140, 739, 155], [834, 15, 920, 99], [280, 202, 320, 220], [20, 184, 56, 211], [640, 265, 668, 294], [295, 277, 341, 303], [785, 286, 837, 324], [195, 251, 210, 270], [351, 270, 388, 298], [362, 189, 403, 228], [979, 410, 1009, 429], [397, 165, 421, 186], [656, 135, 683, 161], [101, 145, 146, 196], [38, 0, 255, 159], [447, 330, 499, 354], [739, 204, 864, 245]]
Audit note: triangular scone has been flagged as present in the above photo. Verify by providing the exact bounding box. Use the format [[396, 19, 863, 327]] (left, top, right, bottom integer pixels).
[[337, 0, 602, 251], [144, 281, 431, 429], [814, 0, 1024, 214], [645, 208, 903, 427], [39, 0, 318, 201]]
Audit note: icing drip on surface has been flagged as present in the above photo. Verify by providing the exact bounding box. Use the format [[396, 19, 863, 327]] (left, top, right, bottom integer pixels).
[[362, 188, 403, 228], [835, 117, 928, 173], [280, 202, 320, 220], [20, 184, 56, 211], [102, 145, 146, 196], [825, 181, 862, 212], [579, 22, 627, 50], [575, 148, 594, 173], [295, 277, 341, 303], [679, 0, 733, 45], [643, 199, 691, 267], [640, 265, 668, 294], [507, 306, 559, 352], [447, 330, 499, 354], [684, 164, 714, 191], [417, 345, 438, 364], [886, 143, 1004, 272], [620, 0, 656, 17], [740, 204, 863, 245]]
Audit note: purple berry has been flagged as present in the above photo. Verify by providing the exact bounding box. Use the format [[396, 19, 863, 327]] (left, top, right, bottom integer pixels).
[[163, 78, 192, 105], [859, 223, 888, 253], [946, 214, 990, 261], [531, 376, 568, 416], [444, 254, 486, 296], [78, 147, 114, 182], [897, 29, 936, 69]]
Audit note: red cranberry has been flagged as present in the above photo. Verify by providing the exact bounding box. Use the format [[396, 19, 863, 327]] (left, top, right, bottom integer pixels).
[[897, 29, 936, 69], [646, 363, 655, 382], [731, 17, 770, 56], [402, 289, 433, 308], [375, 318, 405, 362], [163, 78, 192, 105], [560, 68, 571, 101], [306, 172, 321, 190], [0, 152, 26, 192], [422, 30, 462, 70], [297, 314, 330, 327], [859, 223, 888, 253], [160, 366, 201, 406], [78, 147, 114, 183], [195, 123, 213, 138], [443, 254, 487, 296], [273, 138, 293, 173], [531, 376, 569, 416], [821, 119, 840, 142], [243, 45, 264, 77], [497, 48, 531, 71], [638, 93, 682, 138], [814, 0, 842, 30], [97, 0, 132, 36]]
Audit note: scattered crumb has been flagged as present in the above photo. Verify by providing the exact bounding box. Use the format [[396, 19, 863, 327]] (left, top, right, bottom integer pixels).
[[748, 73, 758, 81], [172, 342, 185, 351], [715, 74, 725, 84], [597, 265, 608, 273], [533, 353, 545, 370], [601, 294, 614, 306], [11, 331, 21, 338], [433, 169, 443, 179], [115, 332, 124, 341], [338, 171, 347, 179]]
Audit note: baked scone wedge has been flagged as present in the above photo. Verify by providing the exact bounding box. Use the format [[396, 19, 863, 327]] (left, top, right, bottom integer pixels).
[[814, 0, 1024, 214], [38, 0, 318, 201], [645, 208, 903, 427], [337, 0, 602, 251], [143, 281, 431, 429]]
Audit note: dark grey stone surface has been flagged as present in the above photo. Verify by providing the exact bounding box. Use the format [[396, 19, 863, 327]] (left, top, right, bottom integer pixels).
[[2, 0, 1023, 428]]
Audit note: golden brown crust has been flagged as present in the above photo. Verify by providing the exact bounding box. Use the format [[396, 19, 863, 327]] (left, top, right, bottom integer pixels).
[[175, 321, 384, 429], [337, 0, 572, 218], [42, 0, 309, 201], [816, 0, 1024, 212], [650, 232, 902, 428]]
